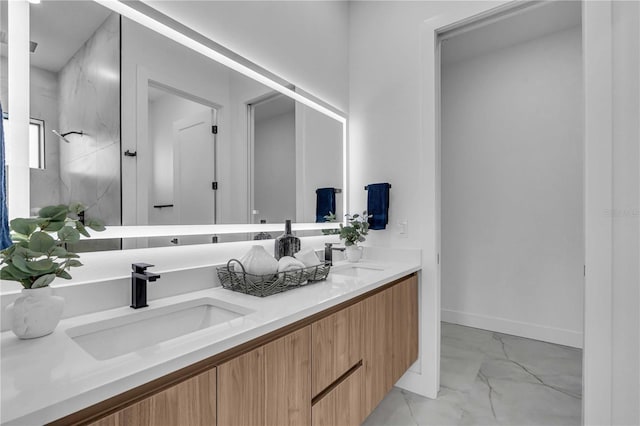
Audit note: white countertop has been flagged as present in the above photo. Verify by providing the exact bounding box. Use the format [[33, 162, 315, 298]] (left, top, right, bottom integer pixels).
[[1, 251, 420, 425]]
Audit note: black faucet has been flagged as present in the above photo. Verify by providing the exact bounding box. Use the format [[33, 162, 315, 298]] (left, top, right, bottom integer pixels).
[[324, 243, 346, 266], [131, 263, 161, 309]]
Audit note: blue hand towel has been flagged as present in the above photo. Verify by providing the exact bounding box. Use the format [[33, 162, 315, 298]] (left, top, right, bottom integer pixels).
[[316, 187, 336, 222], [0, 102, 12, 249], [366, 183, 390, 230]]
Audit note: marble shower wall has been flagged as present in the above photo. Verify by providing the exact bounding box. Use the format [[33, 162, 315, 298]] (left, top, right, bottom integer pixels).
[[58, 13, 120, 228]]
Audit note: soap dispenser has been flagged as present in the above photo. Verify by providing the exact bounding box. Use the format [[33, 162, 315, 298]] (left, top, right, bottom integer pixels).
[[274, 219, 301, 260]]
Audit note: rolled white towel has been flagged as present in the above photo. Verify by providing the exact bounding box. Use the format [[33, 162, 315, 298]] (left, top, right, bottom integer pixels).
[[277, 256, 306, 273], [295, 249, 321, 267]]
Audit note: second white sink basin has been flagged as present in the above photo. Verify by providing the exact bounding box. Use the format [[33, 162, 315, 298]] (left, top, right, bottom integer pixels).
[[67, 298, 252, 360], [331, 264, 384, 278]]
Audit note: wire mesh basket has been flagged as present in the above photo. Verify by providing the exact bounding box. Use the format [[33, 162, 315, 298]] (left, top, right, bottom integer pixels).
[[216, 258, 331, 297]]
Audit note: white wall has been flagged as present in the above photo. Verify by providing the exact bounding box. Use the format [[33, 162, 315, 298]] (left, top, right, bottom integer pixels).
[[296, 103, 344, 223], [610, 1, 640, 422], [441, 27, 583, 347], [254, 110, 296, 224]]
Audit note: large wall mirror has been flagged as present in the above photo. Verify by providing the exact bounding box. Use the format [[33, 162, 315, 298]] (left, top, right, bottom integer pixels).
[[2, 0, 345, 250]]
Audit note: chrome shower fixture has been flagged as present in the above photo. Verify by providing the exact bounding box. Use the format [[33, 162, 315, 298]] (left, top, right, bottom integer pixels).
[[52, 130, 84, 143]]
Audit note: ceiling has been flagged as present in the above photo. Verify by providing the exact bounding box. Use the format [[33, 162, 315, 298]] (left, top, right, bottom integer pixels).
[[441, 1, 581, 66], [29, 0, 112, 72]]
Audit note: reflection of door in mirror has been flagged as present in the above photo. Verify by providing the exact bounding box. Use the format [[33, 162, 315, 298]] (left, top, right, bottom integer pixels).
[[250, 94, 296, 225], [147, 84, 218, 247]]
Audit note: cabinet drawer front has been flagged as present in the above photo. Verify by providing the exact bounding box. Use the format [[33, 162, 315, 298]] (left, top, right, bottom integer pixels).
[[89, 369, 216, 426], [312, 302, 362, 397], [312, 365, 364, 426]]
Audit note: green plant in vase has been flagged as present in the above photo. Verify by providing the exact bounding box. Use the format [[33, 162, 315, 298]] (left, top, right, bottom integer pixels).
[[1, 203, 104, 339], [339, 211, 371, 262], [1, 203, 104, 288]]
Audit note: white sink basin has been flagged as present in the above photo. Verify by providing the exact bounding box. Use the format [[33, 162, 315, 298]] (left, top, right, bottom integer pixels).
[[331, 264, 384, 278], [67, 298, 252, 360]]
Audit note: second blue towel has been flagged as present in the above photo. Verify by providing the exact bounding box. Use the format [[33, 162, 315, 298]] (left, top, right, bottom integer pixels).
[[366, 183, 390, 230]]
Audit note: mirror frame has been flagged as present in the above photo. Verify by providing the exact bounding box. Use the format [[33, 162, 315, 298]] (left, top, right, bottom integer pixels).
[[6, 0, 347, 239]]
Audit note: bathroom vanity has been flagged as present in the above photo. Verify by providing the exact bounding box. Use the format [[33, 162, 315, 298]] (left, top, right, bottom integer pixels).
[[0, 243, 420, 425]]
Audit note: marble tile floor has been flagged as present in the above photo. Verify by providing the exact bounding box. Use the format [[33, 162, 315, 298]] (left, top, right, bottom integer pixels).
[[363, 322, 582, 426]]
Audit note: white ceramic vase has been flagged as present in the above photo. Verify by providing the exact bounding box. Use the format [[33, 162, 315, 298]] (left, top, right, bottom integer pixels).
[[345, 245, 363, 263], [6, 287, 64, 339], [240, 245, 279, 275]]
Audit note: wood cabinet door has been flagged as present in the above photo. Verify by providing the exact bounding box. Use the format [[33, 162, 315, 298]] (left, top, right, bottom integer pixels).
[[311, 365, 364, 426], [217, 348, 265, 426], [311, 302, 362, 397], [265, 326, 311, 425], [362, 288, 394, 417], [90, 368, 216, 426], [362, 274, 419, 418], [218, 326, 311, 426], [392, 274, 419, 381]]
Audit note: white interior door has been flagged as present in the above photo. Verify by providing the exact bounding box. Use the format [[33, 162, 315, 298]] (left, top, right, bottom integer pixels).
[[173, 109, 216, 226]]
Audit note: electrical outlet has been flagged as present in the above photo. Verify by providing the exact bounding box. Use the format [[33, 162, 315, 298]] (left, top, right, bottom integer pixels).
[[398, 220, 408, 238]]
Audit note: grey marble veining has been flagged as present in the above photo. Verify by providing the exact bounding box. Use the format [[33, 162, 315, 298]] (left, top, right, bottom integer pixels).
[[363, 323, 582, 426], [59, 12, 120, 227]]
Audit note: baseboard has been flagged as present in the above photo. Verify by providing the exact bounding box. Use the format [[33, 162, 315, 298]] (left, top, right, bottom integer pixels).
[[441, 309, 583, 348]]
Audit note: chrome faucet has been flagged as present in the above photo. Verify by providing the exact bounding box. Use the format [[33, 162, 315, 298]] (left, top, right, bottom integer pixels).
[[131, 263, 161, 309], [324, 243, 346, 266]]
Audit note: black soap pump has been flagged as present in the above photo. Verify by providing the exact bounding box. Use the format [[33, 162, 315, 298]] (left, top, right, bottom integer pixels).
[[274, 219, 301, 260]]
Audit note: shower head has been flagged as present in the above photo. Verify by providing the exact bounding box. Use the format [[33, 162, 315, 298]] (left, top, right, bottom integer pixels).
[[52, 130, 84, 143]]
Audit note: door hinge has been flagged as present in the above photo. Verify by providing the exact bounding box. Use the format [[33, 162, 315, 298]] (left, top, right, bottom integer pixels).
[[584, 265, 586, 277], [437, 253, 440, 265], [212, 182, 218, 190], [212, 125, 218, 134]]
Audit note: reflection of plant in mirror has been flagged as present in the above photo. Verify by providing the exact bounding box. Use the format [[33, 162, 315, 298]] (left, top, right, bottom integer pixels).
[[322, 212, 340, 235], [339, 211, 371, 246], [0, 203, 105, 289]]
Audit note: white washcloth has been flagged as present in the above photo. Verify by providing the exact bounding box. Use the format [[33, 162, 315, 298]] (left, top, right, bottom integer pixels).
[[295, 249, 321, 267], [278, 256, 306, 272]]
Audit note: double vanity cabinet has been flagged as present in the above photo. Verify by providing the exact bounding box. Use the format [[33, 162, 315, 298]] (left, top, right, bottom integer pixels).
[[52, 273, 418, 426]]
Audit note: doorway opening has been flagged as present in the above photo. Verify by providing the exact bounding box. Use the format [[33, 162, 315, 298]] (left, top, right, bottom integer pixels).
[[438, 1, 583, 424], [146, 82, 219, 246]]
